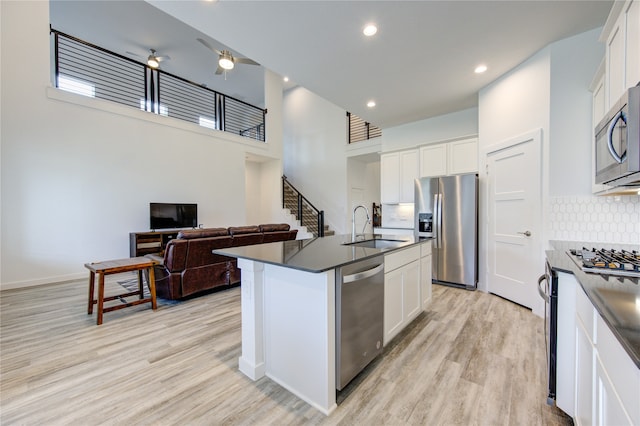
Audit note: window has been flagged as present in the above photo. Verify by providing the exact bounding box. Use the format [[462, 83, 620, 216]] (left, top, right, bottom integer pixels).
[[57, 75, 95, 97], [198, 116, 217, 130]]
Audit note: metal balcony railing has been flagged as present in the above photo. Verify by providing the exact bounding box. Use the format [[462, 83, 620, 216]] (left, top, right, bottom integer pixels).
[[282, 176, 324, 237], [52, 29, 266, 142]]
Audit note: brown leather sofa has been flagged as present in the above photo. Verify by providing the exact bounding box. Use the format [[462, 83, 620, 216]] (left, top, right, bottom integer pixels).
[[146, 224, 297, 300]]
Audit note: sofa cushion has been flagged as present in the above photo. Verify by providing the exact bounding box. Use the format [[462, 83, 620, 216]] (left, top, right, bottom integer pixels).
[[259, 223, 290, 233], [177, 228, 228, 239], [262, 231, 294, 243], [228, 225, 261, 235], [184, 236, 233, 268], [163, 239, 188, 272], [181, 263, 229, 297]]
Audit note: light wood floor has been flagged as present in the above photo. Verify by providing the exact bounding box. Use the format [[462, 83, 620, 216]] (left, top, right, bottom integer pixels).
[[0, 275, 572, 425]]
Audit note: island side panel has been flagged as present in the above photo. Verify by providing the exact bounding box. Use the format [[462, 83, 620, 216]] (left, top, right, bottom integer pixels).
[[263, 264, 337, 415], [237, 259, 266, 380]]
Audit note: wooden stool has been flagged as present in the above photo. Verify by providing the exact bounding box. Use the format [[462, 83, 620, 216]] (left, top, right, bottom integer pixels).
[[85, 257, 158, 325]]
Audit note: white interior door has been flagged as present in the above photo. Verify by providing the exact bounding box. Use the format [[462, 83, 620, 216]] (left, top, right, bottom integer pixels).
[[485, 129, 542, 310]]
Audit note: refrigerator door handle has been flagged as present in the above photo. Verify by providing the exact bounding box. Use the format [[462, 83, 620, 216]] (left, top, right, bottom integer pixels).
[[433, 193, 439, 245], [436, 193, 443, 248]]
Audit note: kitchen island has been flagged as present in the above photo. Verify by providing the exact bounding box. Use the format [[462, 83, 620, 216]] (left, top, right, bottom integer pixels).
[[214, 234, 430, 415]]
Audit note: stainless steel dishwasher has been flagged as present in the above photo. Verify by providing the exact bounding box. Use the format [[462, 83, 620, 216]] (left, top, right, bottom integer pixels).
[[335, 255, 384, 391]]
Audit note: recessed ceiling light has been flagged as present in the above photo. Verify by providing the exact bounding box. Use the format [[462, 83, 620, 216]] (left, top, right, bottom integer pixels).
[[474, 64, 488, 74], [283, 76, 289, 82], [367, 100, 376, 108], [363, 24, 377, 37]]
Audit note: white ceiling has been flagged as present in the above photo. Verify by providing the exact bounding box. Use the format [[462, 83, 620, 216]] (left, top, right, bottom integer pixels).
[[51, 0, 613, 129]]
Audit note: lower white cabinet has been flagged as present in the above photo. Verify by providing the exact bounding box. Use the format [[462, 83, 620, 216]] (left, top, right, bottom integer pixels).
[[571, 283, 639, 426], [383, 245, 421, 346], [595, 357, 631, 426], [420, 241, 432, 310], [575, 285, 595, 426], [556, 272, 577, 417]]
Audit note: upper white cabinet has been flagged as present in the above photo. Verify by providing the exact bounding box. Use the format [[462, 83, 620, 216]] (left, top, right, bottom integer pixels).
[[419, 144, 448, 177], [626, 0, 640, 88], [606, 11, 626, 107], [381, 150, 418, 204], [419, 138, 478, 177], [603, 0, 640, 109], [590, 62, 611, 194]]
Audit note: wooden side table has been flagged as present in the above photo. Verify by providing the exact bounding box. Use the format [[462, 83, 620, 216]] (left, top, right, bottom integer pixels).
[[85, 257, 158, 325]]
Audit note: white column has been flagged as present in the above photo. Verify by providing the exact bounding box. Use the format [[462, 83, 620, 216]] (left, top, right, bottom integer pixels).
[[237, 259, 265, 380]]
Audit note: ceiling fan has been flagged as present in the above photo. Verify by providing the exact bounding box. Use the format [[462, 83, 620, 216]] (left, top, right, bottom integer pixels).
[[197, 38, 259, 75], [126, 48, 170, 69], [146, 49, 170, 69]]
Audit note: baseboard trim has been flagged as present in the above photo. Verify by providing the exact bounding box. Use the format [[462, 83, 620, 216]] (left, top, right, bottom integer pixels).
[[1, 272, 86, 291]]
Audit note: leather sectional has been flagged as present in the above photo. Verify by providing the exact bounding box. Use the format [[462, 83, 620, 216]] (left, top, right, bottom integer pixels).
[[146, 224, 297, 299]]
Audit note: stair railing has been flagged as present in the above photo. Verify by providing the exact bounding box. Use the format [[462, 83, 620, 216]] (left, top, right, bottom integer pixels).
[[282, 176, 325, 237]]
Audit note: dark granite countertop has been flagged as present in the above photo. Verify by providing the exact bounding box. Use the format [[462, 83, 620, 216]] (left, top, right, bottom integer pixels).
[[214, 234, 429, 273], [546, 240, 640, 368]]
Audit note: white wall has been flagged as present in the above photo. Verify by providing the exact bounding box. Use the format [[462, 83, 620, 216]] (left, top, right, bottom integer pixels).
[[478, 47, 551, 296], [346, 158, 381, 234], [382, 107, 478, 151], [283, 86, 348, 233], [0, 1, 282, 289], [549, 28, 603, 196]]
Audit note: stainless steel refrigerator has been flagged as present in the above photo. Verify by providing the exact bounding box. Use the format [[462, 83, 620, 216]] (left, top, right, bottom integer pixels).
[[414, 173, 478, 289]]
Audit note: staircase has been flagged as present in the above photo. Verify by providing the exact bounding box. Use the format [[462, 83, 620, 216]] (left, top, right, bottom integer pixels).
[[282, 176, 334, 238]]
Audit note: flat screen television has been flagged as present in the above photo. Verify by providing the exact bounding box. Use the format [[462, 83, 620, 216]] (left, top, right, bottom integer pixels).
[[150, 203, 198, 230]]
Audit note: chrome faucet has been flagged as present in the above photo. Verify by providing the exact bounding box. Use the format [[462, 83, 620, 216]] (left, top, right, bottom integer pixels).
[[352, 205, 371, 242]]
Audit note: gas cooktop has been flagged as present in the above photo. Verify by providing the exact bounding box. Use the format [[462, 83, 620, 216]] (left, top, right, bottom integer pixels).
[[567, 247, 640, 278]]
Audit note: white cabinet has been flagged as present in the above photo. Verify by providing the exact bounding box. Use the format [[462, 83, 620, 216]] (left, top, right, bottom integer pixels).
[[590, 62, 611, 195], [556, 272, 577, 417], [383, 245, 421, 346], [595, 358, 631, 426], [381, 150, 418, 204], [626, 0, 640, 88], [419, 138, 478, 178], [570, 281, 640, 426], [419, 144, 447, 177], [381, 153, 400, 204], [447, 138, 478, 175], [606, 11, 626, 107], [603, 0, 640, 109], [595, 314, 639, 425], [420, 241, 432, 310], [574, 285, 595, 426]]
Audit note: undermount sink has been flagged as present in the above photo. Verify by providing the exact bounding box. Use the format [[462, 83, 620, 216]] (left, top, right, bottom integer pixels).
[[342, 238, 408, 249]]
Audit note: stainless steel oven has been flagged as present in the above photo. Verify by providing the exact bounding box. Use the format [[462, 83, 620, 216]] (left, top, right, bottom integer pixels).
[[538, 261, 558, 406], [595, 85, 640, 187]]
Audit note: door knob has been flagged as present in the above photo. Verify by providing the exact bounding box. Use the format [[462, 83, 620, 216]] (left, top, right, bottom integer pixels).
[[517, 230, 532, 237]]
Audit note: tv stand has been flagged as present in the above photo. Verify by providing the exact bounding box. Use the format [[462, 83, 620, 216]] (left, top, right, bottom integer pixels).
[[129, 230, 180, 257]]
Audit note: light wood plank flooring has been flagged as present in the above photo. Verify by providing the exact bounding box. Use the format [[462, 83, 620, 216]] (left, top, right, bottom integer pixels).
[[1, 275, 572, 425]]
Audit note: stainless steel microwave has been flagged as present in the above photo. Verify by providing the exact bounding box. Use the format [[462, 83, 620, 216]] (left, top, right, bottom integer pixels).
[[594, 85, 640, 187]]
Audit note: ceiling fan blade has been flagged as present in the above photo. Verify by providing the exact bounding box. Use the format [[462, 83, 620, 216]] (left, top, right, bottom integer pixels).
[[235, 57, 259, 66], [156, 55, 170, 62], [197, 38, 223, 56], [215, 65, 224, 75]]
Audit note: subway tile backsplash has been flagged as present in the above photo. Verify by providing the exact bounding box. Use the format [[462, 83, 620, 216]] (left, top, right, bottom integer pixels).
[[549, 195, 640, 244]]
